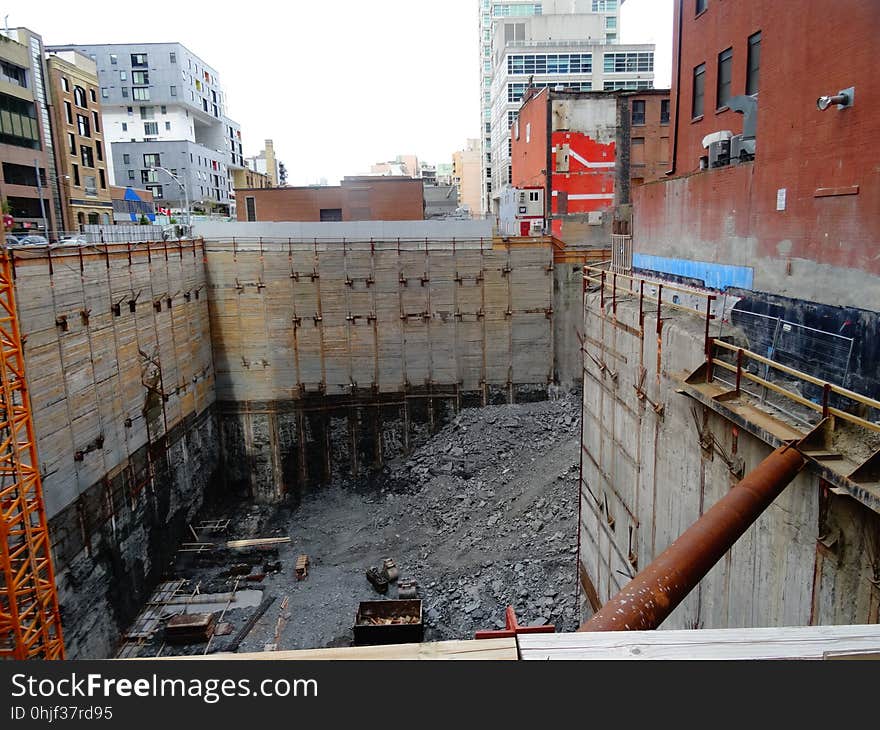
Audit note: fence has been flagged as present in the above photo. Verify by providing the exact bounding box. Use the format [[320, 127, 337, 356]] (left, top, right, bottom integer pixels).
[[728, 308, 854, 389], [82, 224, 165, 243]]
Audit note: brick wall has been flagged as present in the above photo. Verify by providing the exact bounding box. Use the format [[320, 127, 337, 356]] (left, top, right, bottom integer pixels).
[[235, 178, 424, 222]]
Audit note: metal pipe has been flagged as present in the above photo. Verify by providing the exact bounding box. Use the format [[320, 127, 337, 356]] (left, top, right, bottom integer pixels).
[[578, 443, 805, 632]]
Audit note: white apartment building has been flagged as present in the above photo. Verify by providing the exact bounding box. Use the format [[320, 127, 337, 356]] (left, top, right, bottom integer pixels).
[[478, 1, 650, 215], [46, 42, 245, 216]]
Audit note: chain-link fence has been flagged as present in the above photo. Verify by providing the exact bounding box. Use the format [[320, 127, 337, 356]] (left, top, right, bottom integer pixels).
[[728, 308, 854, 388]]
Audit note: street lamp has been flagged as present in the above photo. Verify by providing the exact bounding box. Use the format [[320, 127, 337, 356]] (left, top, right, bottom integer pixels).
[[150, 165, 190, 228]]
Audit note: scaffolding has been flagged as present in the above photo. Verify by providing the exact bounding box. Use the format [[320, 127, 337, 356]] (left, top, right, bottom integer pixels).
[[0, 247, 65, 660]]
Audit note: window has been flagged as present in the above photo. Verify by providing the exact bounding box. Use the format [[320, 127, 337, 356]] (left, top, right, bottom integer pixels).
[[143, 153, 161, 167], [141, 169, 158, 184], [101, 87, 108, 98], [99, 169, 106, 188], [84, 175, 96, 195], [716, 47, 733, 109], [67, 132, 76, 155], [131, 53, 148, 67], [77, 114, 90, 137], [92, 111, 100, 133], [319, 208, 342, 222], [606, 33, 617, 43], [696, 0, 707, 14], [109, 54, 117, 65], [121, 122, 127, 131], [631, 137, 645, 165], [146, 184, 163, 200], [121, 87, 129, 98], [127, 169, 135, 181], [64, 101, 72, 124], [81, 145, 94, 167], [120, 70, 127, 81], [604, 79, 652, 90], [132, 70, 149, 85], [606, 15, 617, 29], [746, 31, 761, 95], [160, 105, 166, 114], [165, 121, 171, 131], [144, 121, 159, 135], [493, 3, 542, 17], [89, 88, 96, 102], [169, 52, 177, 64], [123, 153, 130, 164], [73, 86, 87, 107], [170, 85, 177, 96], [603, 52, 653, 73], [692, 63, 705, 117], [660, 98, 670, 124], [61, 77, 69, 92], [140, 106, 154, 119], [507, 53, 592, 75], [591, 0, 618, 9], [132, 87, 149, 101], [631, 100, 646, 125], [1, 60, 28, 88], [72, 163, 80, 186], [96, 140, 103, 161], [504, 23, 526, 43]]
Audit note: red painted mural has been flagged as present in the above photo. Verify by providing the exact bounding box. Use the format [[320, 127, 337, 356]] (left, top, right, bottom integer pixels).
[[550, 131, 615, 237]]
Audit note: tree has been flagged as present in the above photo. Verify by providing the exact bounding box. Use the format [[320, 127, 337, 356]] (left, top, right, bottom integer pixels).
[[278, 162, 288, 187], [139, 214, 149, 225]]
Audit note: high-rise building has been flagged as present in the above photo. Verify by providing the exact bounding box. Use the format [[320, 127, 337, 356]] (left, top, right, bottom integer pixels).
[[0, 27, 61, 234], [46, 42, 245, 216], [45, 50, 114, 229], [479, 1, 652, 215]]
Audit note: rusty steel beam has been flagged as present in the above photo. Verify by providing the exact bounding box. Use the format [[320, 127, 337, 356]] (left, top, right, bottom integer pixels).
[[579, 443, 805, 633]]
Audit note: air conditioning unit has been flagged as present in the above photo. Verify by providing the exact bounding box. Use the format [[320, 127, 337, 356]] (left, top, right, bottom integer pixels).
[[730, 134, 755, 163], [708, 139, 731, 168]]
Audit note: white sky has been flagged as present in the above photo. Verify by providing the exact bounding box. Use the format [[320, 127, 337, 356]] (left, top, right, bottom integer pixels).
[[19, 0, 672, 185]]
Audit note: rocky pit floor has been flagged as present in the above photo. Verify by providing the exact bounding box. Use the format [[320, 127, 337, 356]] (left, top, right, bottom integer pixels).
[[129, 393, 582, 656]]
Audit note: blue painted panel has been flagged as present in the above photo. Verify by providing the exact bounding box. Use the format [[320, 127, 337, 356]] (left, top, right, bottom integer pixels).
[[633, 253, 754, 291]]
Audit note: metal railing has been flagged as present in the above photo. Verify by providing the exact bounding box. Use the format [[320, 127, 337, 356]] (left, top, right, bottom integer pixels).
[[707, 338, 880, 433]]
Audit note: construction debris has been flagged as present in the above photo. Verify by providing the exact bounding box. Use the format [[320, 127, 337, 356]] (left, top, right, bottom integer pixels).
[[295, 554, 310, 581], [366, 566, 389, 594], [381, 558, 399, 582]]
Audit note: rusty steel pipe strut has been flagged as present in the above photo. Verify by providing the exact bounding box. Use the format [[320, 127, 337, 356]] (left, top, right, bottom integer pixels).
[[579, 443, 805, 632]]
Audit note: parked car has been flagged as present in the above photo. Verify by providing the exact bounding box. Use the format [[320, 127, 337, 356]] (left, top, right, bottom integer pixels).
[[5, 234, 20, 246], [54, 235, 89, 247], [15, 235, 49, 246]]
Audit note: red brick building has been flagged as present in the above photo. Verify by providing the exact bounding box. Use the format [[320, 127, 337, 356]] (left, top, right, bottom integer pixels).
[[235, 176, 425, 222], [510, 87, 669, 245], [633, 0, 879, 314]]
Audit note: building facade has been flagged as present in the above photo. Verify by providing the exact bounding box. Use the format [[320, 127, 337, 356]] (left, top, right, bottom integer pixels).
[[0, 27, 60, 234], [633, 0, 880, 315], [45, 51, 113, 229], [46, 42, 245, 216], [231, 164, 270, 191], [452, 138, 482, 217], [246, 139, 279, 187], [479, 0, 629, 215], [510, 87, 668, 244], [236, 176, 424, 222]]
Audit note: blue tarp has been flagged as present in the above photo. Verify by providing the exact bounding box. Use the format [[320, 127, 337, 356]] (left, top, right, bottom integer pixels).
[[633, 253, 754, 291]]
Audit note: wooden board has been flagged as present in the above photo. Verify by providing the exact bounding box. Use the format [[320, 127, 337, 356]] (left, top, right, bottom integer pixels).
[[518, 625, 880, 660], [166, 637, 518, 661]]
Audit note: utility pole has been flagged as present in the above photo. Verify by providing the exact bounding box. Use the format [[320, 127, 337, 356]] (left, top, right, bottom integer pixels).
[[151, 166, 190, 229]]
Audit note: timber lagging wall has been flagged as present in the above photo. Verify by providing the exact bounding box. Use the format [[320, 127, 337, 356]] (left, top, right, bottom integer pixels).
[[205, 239, 556, 501], [12, 241, 218, 658]]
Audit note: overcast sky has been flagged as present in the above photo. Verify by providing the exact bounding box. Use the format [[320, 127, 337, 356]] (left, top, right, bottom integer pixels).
[[22, 0, 672, 185]]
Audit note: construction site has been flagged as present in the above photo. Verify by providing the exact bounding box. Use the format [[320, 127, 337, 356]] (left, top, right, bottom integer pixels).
[[3, 0, 880, 663]]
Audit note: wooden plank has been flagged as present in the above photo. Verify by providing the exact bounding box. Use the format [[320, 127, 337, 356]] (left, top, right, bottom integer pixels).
[[169, 637, 518, 661], [519, 625, 880, 660]]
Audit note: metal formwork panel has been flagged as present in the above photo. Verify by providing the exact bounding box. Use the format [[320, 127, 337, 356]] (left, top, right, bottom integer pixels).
[[262, 251, 297, 395], [291, 248, 324, 390], [428, 251, 457, 385], [345, 247, 377, 387], [482, 251, 511, 385]]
